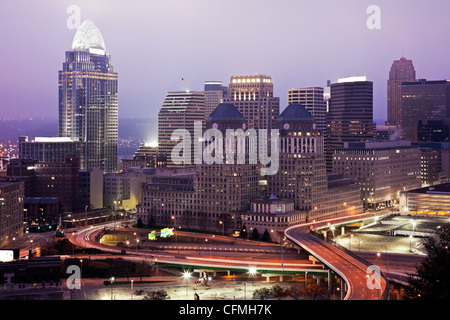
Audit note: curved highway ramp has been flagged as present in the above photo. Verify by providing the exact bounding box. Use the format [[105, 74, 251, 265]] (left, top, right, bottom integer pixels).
[[285, 217, 390, 300]]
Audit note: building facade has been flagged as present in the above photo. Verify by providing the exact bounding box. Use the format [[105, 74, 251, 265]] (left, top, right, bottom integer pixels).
[[157, 91, 205, 166], [333, 141, 422, 210], [386, 57, 417, 127], [400, 79, 450, 141], [325, 77, 376, 172], [204, 81, 228, 119], [0, 181, 24, 248], [19, 136, 82, 164], [400, 183, 450, 217], [224, 75, 280, 131], [59, 19, 118, 172], [288, 87, 327, 132]]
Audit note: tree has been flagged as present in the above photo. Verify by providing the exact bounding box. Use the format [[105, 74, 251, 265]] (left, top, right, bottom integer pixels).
[[405, 224, 450, 300], [262, 229, 271, 242], [147, 215, 155, 229], [252, 228, 260, 241], [252, 287, 272, 300], [288, 284, 305, 300], [240, 224, 248, 239], [143, 289, 170, 300], [270, 285, 288, 300], [137, 218, 144, 228]]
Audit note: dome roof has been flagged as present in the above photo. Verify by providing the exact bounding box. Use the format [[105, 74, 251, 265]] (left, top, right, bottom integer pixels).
[[207, 103, 245, 121], [277, 103, 315, 121], [72, 19, 106, 51]]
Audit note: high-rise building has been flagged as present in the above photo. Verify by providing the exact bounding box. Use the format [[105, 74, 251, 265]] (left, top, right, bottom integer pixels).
[[400, 79, 450, 141], [224, 75, 280, 131], [0, 181, 24, 247], [333, 141, 421, 210], [325, 76, 376, 172], [18, 136, 82, 164], [157, 91, 205, 166], [204, 81, 228, 119], [288, 87, 326, 131], [59, 19, 118, 172], [386, 57, 416, 127], [269, 103, 363, 221]]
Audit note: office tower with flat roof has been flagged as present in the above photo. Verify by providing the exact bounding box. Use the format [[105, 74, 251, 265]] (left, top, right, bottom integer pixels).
[[386, 57, 417, 127], [59, 19, 118, 172], [157, 91, 205, 166], [18, 136, 82, 164], [224, 75, 280, 131], [333, 141, 421, 210], [204, 81, 228, 119], [0, 181, 24, 247], [400, 79, 450, 141], [325, 76, 376, 172], [288, 87, 326, 131]]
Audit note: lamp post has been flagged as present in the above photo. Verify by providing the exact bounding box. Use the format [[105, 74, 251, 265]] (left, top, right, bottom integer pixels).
[[110, 276, 115, 300], [183, 272, 191, 296], [130, 279, 134, 300], [219, 220, 224, 236], [171, 216, 178, 253]]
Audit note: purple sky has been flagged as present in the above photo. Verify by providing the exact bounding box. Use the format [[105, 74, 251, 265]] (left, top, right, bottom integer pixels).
[[1, 0, 450, 122]]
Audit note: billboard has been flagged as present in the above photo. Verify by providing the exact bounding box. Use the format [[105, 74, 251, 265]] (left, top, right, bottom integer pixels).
[[0, 249, 19, 262]]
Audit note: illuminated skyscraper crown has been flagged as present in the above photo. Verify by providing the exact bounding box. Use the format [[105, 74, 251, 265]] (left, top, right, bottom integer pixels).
[[71, 19, 106, 50]]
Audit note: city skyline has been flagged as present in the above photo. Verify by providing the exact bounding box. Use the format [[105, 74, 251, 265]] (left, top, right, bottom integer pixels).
[[2, 0, 450, 122]]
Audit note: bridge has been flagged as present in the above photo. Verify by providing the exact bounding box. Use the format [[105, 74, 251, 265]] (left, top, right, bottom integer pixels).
[[285, 212, 390, 300]]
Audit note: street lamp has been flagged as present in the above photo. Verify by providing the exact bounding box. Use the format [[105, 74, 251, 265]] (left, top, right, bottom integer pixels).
[[409, 235, 413, 252], [110, 276, 115, 300], [80, 259, 83, 287], [183, 272, 191, 296], [130, 279, 134, 300], [219, 220, 224, 236], [249, 266, 257, 291], [171, 216, 178, 253]]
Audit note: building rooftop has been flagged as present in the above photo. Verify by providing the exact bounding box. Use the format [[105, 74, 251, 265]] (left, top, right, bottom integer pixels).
[[277, 103, 314, 121], [72, 19, 106, 51], [207, 103, 245, 121], [404, 183, 450, 195]]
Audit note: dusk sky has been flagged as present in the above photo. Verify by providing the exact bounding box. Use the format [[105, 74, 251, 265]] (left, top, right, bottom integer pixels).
[[1, 0, 450, 122]]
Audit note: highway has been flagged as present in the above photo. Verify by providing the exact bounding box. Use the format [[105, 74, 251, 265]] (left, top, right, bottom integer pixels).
[[285, 213, 390, 300]]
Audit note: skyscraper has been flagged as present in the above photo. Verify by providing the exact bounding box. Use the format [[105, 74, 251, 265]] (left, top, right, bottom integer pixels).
[[224, 75, 280, 131], [157, 91, 205, 166], [400, 79, 450, 141], [386, 57, 416, 127], [325, 77, 376, 172], [288, 87, 326, 131], [204, 81, 228, 119], [59, 19, 118, 172]]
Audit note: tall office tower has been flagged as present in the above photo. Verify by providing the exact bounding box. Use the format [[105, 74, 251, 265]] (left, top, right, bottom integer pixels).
[[386, 57, 416, 127], [324, 80, 331, 112], [196, 103, 259, 232], [224, 75, 280, 131], [325, 77, 376, 172], [269, 103, 327, 212], [59, 19, 118, 172], [204, 81, 228, 119], [157, 91, 205, 166], [288, 87, 326, 131], [400, 79, 450, 141], [268, 103, 364, 222]]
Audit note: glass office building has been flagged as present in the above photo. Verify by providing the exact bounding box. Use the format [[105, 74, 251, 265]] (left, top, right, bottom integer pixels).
[[58, 19, 118, 172]]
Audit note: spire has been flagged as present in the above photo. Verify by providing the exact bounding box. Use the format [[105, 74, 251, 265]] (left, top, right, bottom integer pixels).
[[71, 19, 106, 51]]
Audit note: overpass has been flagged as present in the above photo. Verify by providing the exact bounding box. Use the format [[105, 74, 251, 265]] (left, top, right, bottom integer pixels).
[[285, 212, 390, 300]]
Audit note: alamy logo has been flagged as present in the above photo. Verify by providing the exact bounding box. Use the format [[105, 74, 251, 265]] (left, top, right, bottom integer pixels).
[[366, 5, 381, 30], [66, 5, 81, 30], [171, 121, 280, 175], [366, 265, 381, 290], [66, 265, 81, 289]]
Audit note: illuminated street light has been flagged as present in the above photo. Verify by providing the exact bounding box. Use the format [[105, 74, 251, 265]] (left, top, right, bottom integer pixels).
[[183, 271, 191, 296]]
